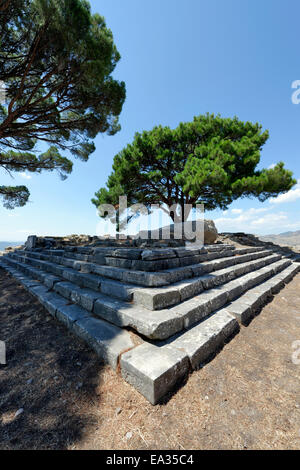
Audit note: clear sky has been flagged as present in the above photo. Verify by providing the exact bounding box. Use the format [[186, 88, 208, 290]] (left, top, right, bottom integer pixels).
[[1, 0, 300, 241]]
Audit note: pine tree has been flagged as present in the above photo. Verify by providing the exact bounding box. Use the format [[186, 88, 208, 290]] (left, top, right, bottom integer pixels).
[[0, 0, 126, 208]]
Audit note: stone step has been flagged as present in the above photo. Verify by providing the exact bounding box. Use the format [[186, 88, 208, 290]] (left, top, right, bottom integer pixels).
[[102, 246, 246, 271], [120, 308, 238, 404], [9, 251, 171, 287], [9, 250, 98, 272], [167, 258, 291, 329], [18, 245, 266, 272], [4, 249, 278, 313], [167, 262, 300, 371], [35, 244, 236, 261], [94, 258, 291, 337], [120, 344, 190, 405], [133, 253, 281, 310], [0, 259, 135, 370], [69, 248, 274, 287], [121, 262, 299, 403], [1, 255, 298, 405], [164, 309, 239, 370], [7, 248, 273, 294], [226, 262, 300, 324], [1, 254, 292, 341], [0, 255, 183, 340]]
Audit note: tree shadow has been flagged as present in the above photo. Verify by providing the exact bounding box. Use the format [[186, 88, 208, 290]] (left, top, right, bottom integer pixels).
[[0, 269, 106, 450]]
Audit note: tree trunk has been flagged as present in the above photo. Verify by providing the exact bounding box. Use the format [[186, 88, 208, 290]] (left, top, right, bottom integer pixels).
[[168, 201, 192, 224]]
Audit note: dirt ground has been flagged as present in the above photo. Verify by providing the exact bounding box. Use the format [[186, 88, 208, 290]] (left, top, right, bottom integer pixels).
[[0, 267, 300, 450]]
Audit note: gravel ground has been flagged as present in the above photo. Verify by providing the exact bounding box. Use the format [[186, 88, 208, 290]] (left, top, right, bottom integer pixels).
[[0, 267, 300, 450]]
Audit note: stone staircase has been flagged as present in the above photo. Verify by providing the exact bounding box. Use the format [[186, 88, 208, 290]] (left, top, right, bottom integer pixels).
[[0, 243, 299, 404]]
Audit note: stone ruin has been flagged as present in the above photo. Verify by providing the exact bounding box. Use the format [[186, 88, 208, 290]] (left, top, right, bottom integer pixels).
[[0, 224, 299, 404]]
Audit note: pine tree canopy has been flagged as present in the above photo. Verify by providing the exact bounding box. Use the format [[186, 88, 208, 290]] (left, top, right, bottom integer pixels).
[[92, 114, 296, 223], [0, 0, 126, 208]]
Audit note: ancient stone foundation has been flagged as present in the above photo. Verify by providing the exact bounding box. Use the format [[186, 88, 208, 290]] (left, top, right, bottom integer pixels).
[[0, 234, 299, 404]]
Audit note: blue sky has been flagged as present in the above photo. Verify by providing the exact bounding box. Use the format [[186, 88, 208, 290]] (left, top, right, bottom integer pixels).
[[1, 0, 300, 241]]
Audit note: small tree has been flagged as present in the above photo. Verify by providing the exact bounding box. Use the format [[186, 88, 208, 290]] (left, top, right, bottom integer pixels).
[[0, 0, 126, 208], [92, 114, 296, 224]]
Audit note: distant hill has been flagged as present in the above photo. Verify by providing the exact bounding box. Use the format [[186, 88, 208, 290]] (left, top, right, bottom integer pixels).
[[259, 230, 300, 247], [0, 241, 24, 251]]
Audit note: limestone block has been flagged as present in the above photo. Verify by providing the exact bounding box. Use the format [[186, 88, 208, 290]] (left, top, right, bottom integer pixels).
[[168, 309, 239, 369], [120, 343, 189, 404], [133, 287, 180, 310], [73, 317, 135, 369]]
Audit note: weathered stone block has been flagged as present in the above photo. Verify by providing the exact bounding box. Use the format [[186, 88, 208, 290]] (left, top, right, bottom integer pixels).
[[61, 258, 76, 268], [47, 263, 64, 277], [112, 248, 142, 260], [241, 291, 263, 312], [78, 273, 102, 290], [200, 288, 228, 312], [50, 255, 64, 264], [73, 317, 134, 369], [165, 266, 194, 283], [171, 296, 212, 328], [176, 277, 204, 301], [25, 235, 37, 250], [190, 264, 207, 276], [92, 254, 107, 265], [105, 257, 133, 269], [179, 255, 202, 267], [21, 278, 42, 290], [263, 278, 284, 294], [73, 261, 93, 273], [92, 247, 115, 256], [92, 264, 125, 281], [226, 300, 253, 324], [94, 296, 183, 340], [69, 286, 103, 312], [174, 247, 203, 258], [29, 284, 49, 299], [253, 284, 272, 303], [76, 247, 93, 254], [43, 274, 61, 289], [92, 294, 123, 323], [141, 249, 176, 261], [206, 244, 234, 252], [225, 279, 245, 301], [39, 291, 69, 316], [100, 279, 135, 301], [279, 263, 299, 282], [120, 343, 189, 404], [54, 281, 74, 299], [213, 266, 237, 283], [131, 259, 160, 271], [200, 273, 218, 290], [119, 258, 177, 272], [123, 270, 170, 287], [72, 253, 92, 262], [62, 268, 83, 285], [168, 309, 239, 369]]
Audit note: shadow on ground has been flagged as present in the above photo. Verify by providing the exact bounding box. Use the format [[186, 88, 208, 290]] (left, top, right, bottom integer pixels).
[[0, 268, 103, 450]]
